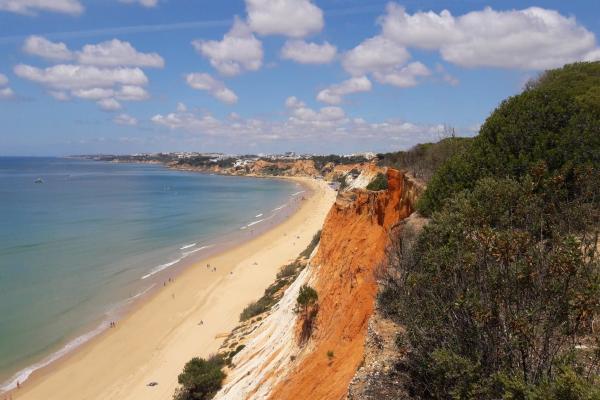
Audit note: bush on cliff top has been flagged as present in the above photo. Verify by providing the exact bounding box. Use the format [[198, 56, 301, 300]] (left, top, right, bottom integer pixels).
[[418, 62, 600, 216], [383, 172, 600, 399]]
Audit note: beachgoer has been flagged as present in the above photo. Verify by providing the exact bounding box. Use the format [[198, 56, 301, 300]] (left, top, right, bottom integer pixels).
[[16, 381, 20, 389]]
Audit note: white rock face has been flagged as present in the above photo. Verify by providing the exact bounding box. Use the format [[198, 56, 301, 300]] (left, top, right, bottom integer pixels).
[[214, 260, 317, 400]]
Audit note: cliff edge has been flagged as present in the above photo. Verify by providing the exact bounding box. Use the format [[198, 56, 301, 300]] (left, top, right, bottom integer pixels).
[[214, 169, 422, 400]]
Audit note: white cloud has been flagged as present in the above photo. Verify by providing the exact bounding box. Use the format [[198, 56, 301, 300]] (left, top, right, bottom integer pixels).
[[246, 0, 323, 38], [22, 36, 164, 68], [119, 0, 158, 8], [380, 4, 600, 70], [116, 85, 149, 101], [70, 85, 148, 101], [0, 73, 7, 86], [281, 40, 336, 64], [113, 113, 138, 126], [77, 39, 164, 68], [23, 36, 74, 61], [341, 35, 431, 88], [192, 17, 263, 76], [0, 0, 83, 15], [152, 105, 221, 132], [316, 76, 372, 105], [374, 61, 431, 88], [14, 64, 148, 90], [285, 96, 346, 125], [185, 73, 238, 104], [150, 97, 447, 150], [584, 48, 600, 62], [72, 87, 115, 100], [342, 36, 410, 77], [97, 98, 122, 111], [0, 87, 14, 99]]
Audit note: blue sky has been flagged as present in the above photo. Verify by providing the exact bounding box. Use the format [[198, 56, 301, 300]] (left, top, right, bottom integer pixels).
[[0, 0, 599, 156]]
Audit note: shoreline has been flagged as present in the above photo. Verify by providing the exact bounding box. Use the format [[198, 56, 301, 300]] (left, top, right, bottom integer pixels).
[[0, 161, 306, 393], [9, 176, 335, 400]]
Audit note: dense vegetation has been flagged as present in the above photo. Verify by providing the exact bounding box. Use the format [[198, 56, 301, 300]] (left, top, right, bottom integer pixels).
[[380, 62, 600, 399], [366, 172, 389, 191], [377, 136, 472, 182], [174, 355, 226, 400], [312, 154, 368, 171], [418, 62, 600, 216]]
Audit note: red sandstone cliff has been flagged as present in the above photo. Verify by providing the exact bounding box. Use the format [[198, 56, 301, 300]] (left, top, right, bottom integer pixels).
[[268, 169, 421, 400], [212, 169, 422, 400]]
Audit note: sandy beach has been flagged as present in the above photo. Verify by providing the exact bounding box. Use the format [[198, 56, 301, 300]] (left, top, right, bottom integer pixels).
[[10, 177, 335, 400]]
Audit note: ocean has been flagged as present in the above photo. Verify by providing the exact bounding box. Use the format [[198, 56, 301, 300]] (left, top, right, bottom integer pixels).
[[0, 157, 299, 392]]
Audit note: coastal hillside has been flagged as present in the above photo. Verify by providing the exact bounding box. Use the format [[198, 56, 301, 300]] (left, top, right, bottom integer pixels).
[[360, 62, 600, 399], [179, 61, 599, 400]]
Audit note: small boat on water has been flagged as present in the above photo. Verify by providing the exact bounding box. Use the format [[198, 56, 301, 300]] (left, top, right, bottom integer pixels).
[[34, 178, 43, 184]]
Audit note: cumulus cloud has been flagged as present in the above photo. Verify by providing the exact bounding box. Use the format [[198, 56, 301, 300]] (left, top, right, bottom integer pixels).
[[14, 64, 148, 90], [14, 64, 150, 110], [0, 0, 83, 15], [119, 0, 158, 7], [380, 4, 600, 70], [23, 36, 74, 61], [150, 98, 447, 151], [341, 35, 430, 88], [246, 0, 323, 38], [185, 73, 238, 104], [285, 96, 346, 125], [374, 61, 431, 88], [192, 17, 263, 76], [316, 76, 372, 105], [113, 113, 138, 126], [97, 98, 122, 111], [22, 36, 164, 68], [342, 36, 410, 77], [281, 40, 336, 64], [77, 39, 164, 68], [70, 85, 149, 101]]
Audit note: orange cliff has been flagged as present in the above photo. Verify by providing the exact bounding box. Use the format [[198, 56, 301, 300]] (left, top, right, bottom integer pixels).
[[269, 169, 422, 400]]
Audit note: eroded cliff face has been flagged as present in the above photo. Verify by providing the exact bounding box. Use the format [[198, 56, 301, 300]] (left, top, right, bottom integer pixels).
[[213, 169, 422, 400], [268, 169, 421, 400]]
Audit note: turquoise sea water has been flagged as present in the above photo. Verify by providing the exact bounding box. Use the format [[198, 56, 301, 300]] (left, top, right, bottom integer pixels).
[[0, 157, 299, 391]]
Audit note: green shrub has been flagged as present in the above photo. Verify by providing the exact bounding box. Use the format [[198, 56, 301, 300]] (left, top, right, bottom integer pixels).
[[174, 355, 226, 400], [276, 262, 298, 279], [239, 297, 271, 321], [366, 172, 388, 191], [300, 230, 321, 259], [296, 284, 318, 314], [378, 136, 472, 182], [384, 172, 600, 399]]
